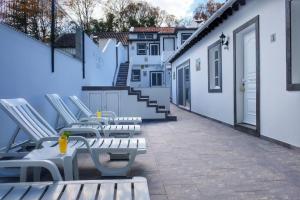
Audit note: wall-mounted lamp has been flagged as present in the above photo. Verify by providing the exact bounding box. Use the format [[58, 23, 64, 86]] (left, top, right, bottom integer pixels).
[[220, 32, 229, 49]]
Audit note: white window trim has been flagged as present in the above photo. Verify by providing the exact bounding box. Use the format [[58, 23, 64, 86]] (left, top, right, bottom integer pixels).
[[137, 43, 147, 55], [149, 43, 159, 56], [208, 40, 222, 93], [150, 71, 164, 87], [131, 69, 141, 81]]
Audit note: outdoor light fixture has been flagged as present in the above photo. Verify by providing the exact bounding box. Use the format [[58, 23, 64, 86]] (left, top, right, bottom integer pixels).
[[220, 32, 229, 49]]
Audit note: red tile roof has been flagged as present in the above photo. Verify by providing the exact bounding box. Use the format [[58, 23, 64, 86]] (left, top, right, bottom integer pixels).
[[95, 32, 129, 45]]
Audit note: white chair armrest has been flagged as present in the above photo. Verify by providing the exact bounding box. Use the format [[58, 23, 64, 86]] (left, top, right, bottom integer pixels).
[[59, 127, 101, 138], [0, 160, 62, 181], [101, 111, 117, 118]]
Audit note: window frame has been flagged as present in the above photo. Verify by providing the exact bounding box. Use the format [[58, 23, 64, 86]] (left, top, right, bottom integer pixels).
[[286, 0, 300, 91], [181, 33, 193, 44], [137, 33, 153, 39], [163, 37, 175, 51], [131, 69, 141, 82], [150, 71, 164, 87], [136, 43, 147, 55], [208, 40, 222, 93], [149, 43, 160, 56]]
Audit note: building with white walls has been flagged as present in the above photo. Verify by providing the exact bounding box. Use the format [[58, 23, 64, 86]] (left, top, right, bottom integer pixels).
[[127, 27, 196, 88], [169, 0, 300, 147], [94, 32, 129, 86]]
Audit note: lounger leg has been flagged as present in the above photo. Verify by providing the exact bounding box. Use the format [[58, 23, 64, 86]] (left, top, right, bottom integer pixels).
[[63, 157, 74, 181], [103, 131, 110, 138], [20, 167, 27, 182], [90, 149, 137, 177], [110, 153, 129, 161], [73, 154, 79, 180], [33, 167, 41, 181]]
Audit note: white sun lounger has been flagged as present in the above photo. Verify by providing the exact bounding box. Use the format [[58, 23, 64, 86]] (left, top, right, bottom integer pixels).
[[46, 94, 141, 137], [0, 98, 146, 177], [0, 160, 150, 200], [69, 95, 142, 125]]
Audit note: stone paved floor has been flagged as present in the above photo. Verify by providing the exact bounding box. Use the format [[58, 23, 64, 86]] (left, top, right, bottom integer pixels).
[[78, 105, 300, 200]]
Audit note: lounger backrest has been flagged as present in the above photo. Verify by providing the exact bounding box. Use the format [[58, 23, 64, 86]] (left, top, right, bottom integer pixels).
[[69, 96, 93, 117], [0, 98, 57, 141], [46, 94, 78, 125]]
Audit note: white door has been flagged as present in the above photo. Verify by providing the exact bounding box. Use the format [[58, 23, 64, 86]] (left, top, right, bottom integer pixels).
[[243, 30, 256, 125], [105, 92, 119, 115]]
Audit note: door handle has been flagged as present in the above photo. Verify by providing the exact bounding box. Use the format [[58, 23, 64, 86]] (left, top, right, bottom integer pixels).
[[240, 84, 245, 92]]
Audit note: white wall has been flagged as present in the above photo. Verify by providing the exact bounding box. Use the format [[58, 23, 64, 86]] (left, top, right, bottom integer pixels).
[[171, 0, 300, 147], [130, 65, 164, 88], [117, 42, 128, 65], [98, 39, 118, 86], [85, 35, 113, 86], [138, 88, 170, 111], [129, 41, 161, 65], [0, 24, 112, 148], [82, 89, 165, 119]]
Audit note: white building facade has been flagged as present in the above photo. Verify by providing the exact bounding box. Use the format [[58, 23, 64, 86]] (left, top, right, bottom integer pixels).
[[169, 0, 300, 147], [128, 27, 196, 88]]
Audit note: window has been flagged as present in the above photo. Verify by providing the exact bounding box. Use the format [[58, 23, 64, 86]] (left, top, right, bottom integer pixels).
[[163, 38, 175, 51], [195, 58, 201, 71], [287, 0, 300, 90], [181, 33, 192, 44], [137, 43, 147, 55], [137, 34, 153, 39], [208, 40, 222, 92], [131, 69, 141, 81], [151, 71, 163, 87], [149, 44, 159, 55]]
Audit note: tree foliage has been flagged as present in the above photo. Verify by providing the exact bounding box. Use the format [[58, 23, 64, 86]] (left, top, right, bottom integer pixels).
[[193, 0, 224, 23], [2, 0, 53, 42], [63, 0, 100, 32], [90, 0, 178, 33]]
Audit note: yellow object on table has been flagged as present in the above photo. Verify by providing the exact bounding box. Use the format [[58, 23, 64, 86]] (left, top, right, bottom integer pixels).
[[58, 135, 68, 154], [97, 111, 102, 119]]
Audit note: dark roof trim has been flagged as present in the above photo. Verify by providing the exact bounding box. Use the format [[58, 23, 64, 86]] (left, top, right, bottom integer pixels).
[[169, 0, 246, 63], [130, 27, 197, 35]]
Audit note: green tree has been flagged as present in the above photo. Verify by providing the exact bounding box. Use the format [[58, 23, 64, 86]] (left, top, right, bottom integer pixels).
[[99, 0, 178, 32]]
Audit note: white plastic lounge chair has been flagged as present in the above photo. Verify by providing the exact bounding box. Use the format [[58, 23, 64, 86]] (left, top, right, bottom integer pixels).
[[69, 95, 142, 125], [0, 98, 146, 177], [46, 94, 141, 137], [0, 160, 151, 200]]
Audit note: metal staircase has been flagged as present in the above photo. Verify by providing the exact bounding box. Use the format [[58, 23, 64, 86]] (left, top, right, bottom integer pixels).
[[115, 62, 129, 86]]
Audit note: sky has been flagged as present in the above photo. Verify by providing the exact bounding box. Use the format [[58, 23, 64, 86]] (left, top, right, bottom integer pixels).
[[94, 0, 226, 20]]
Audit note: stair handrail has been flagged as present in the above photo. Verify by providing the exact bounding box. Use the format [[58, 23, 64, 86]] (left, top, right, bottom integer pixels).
[[113, 62, 121, 86], [126, 64, 132, 86]]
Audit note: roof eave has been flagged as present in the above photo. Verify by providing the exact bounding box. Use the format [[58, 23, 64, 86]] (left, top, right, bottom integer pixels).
[[169, 0, 246, 63]]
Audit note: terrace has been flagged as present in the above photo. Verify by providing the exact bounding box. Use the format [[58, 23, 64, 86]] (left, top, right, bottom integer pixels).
[[3, 105, 300, 199], [1, 0, 300, 199]]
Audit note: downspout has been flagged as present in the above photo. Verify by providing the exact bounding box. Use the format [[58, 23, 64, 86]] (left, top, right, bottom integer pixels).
[[112, 42, 119, 86]]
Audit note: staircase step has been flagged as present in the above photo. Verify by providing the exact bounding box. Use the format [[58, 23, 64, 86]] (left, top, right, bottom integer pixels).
[[148, 103, 157, 107], [157, 108, 168, 113], [139, 98, 149, 101], [166, 115, 177, 121]]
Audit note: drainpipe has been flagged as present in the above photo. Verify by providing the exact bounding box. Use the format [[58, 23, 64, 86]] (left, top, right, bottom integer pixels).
[[112, 41, 119, 86]]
